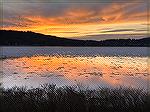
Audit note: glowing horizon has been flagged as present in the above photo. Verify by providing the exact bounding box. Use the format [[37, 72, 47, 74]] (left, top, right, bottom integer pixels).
[[0, 0, 149, 40]]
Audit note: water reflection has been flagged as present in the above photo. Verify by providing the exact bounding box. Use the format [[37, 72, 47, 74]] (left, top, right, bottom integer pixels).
[[2, 55, 149, 89]]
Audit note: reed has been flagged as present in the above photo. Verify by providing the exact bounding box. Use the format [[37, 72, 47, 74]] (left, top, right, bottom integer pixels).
[[0, 84, 149, 112]]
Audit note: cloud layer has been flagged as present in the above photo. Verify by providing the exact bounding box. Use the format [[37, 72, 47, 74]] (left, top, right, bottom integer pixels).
[[0, 0, 149, 39]]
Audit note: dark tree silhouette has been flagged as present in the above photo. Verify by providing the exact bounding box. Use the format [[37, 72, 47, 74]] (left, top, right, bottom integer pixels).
[[0, 30, 149, 46]]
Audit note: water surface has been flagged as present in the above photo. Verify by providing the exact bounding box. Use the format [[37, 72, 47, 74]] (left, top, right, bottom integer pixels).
[[0, 47, 149, 89]]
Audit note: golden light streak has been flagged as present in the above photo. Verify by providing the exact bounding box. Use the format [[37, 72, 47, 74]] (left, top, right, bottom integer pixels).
[[1, 3, 148, 38]]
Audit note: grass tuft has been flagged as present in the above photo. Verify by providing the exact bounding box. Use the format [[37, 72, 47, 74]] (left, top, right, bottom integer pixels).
[[0, 84, 149, 112]]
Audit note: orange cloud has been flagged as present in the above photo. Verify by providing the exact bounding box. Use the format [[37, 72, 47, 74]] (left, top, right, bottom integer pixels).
[[1, 2, 148, 38]]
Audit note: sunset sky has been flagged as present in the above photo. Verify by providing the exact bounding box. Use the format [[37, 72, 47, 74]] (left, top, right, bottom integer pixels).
[[0, 0, 149, 40]]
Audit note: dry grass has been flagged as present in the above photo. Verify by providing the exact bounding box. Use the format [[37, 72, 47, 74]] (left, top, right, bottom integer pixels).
[[0, 84, 149, 112]]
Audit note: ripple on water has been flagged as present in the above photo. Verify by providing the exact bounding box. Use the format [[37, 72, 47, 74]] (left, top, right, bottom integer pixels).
[[2, 54, 149, 89]]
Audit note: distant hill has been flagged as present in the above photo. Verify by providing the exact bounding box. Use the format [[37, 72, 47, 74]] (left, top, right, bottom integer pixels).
[[0, 30, 150, 46]]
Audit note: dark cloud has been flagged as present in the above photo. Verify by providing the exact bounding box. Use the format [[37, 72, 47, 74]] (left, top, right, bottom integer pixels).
[[74, 34, 147, 41], [0, 21, 17, 27], [101, 29, 136, 33], [141, 23, 150, 26], [1, 0, 147, 26], [1, 16, 38, 28], [1, 0, 145, 3], [133, 29, 147, 32], [100, 28, 147, 33], [1, 0, 148, 39]]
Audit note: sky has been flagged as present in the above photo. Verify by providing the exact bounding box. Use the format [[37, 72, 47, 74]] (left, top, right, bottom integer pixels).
[[0, 0, 149, 40]]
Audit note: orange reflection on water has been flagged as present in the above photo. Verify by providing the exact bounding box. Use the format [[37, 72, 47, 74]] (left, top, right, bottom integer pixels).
[[3, 55, 149, 88]]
